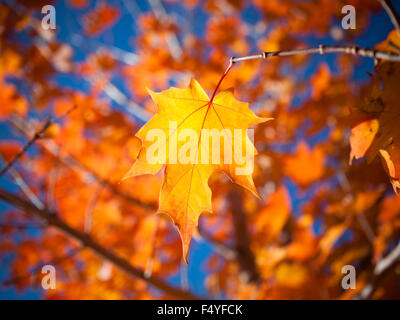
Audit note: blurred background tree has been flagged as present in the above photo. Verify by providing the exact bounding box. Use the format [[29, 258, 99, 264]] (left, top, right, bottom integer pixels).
[[0, 0, 400, 299]]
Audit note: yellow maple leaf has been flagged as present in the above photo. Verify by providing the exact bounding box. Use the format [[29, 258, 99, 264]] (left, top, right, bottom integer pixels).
[[123, 78, 270, 262]]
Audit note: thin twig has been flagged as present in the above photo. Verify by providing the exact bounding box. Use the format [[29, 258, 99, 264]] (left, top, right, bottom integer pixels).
[[0, 106, 76, 178], [0, 118, 51, 178], [378, 0, 400, 35], [230, 45, 400, 63], [0, 187, 201, 299]]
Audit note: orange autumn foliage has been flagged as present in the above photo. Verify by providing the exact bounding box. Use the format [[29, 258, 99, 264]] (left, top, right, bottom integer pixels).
[[284, 141, 325, 187]]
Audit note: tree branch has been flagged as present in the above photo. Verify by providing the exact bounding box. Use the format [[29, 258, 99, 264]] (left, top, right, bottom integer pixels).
[[358, 240, 400, 299], [0, 106, 76, 178], [0, 118, 51, 178], [378, 0, 400, 35], [0, 187, 201, 300], [230, 45, 400, 63], [229, 189, 260, 283]]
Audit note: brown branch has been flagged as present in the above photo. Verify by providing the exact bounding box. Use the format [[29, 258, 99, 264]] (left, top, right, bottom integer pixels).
[[231, 45, 400, 63], [229, 188, 260, 283], [0, 187, 201, 300], [378, 0, 400, 34]]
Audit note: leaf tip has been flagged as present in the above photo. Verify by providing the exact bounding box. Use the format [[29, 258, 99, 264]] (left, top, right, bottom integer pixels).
[[121, 162, 140, 182], [146, 87, 157, 98], [259, 116, 274, 123], [175, 220, 194, 265]]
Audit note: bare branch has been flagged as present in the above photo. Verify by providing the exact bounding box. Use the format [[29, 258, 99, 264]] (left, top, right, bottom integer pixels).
[[0, 187, 201, 299], [378, 0, 400, 35], [231, 45, 400, 63]]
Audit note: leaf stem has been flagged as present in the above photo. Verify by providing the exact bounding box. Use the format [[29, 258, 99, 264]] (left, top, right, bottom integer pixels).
[[209, 59, 235, 103]]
